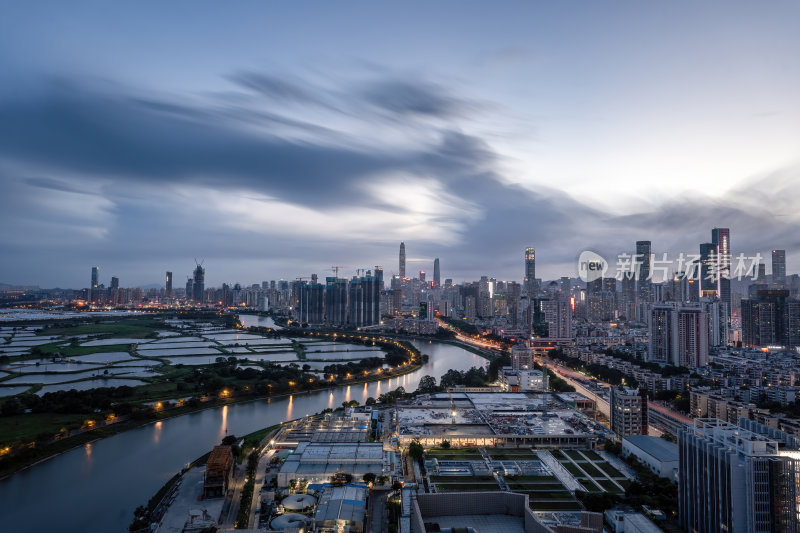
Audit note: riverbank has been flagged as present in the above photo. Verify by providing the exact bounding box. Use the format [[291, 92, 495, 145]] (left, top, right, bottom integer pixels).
[[0, 355, 423, 480]]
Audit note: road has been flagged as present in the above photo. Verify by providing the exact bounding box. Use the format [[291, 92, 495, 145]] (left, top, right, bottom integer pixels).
[[541, 358, 668, 437], [367, 489, 390, 533]]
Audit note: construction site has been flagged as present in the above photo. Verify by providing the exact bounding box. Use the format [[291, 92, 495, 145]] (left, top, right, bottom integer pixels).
[[395, 392, 612, 448]]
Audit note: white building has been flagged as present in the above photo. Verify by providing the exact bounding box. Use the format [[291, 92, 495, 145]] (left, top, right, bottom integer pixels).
[[622, 435, 678, 481]]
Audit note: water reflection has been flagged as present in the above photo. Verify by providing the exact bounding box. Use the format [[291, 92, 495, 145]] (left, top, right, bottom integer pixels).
[[0, 339, 486, 533], [153, 421, 163, 445]]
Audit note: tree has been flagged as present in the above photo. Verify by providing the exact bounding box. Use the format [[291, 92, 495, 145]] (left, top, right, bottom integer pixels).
[[362, 472, 377, 485], [440, 440, 451, 449], [417, 375, 438, 394], [408, 439, 424, 461], [221, 434, 238, 445], [1, 397, 23, 416], [365, 397, 377, 406]]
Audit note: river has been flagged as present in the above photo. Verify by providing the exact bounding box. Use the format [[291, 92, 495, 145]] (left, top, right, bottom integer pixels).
[[0, 339, 485, 533]]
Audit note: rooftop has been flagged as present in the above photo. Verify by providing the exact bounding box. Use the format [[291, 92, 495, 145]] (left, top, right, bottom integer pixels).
[[623, 436, 678, 463]]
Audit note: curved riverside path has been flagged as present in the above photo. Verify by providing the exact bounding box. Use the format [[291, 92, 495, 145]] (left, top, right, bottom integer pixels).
[[0, 339, 486, 533]]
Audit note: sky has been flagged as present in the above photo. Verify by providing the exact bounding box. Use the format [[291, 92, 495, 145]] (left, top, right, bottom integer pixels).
[[1, 1, 800, 288]]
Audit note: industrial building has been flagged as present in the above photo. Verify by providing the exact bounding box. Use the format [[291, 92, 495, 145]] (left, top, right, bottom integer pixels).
[[314, 484, 367, 533], [203, 445, 233, 498], [406, 491, 602, 533], [621, 435, 678, 481], [277, 442, 386, 487], [396, 392, 604, 448]]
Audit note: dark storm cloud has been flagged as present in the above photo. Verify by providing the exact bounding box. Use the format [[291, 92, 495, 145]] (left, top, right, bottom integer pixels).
[[228, 71, 337, 109], [17, 70, 797, 286], [0, 72, 606, 286], [363, 79, 469, 118], [0, 82, 391, 207]]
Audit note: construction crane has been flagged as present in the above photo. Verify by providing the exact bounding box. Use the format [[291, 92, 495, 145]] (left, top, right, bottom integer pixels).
[[295, 277, 309, 283], [331, 266, 346, 277]]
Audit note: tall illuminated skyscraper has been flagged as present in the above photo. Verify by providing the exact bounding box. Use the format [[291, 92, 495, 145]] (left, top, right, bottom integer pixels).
[[524, 247, 536, 295], [699, 242, 718, 298], [192, 263, 205, 303], [772, 249, 786, 288], [433, 258, 440, 288], [91, 266, 99, 289], [712, 228, 730, 309], [165, 271, 173, 298], [635, 241, 652, 316], [399, 242, 406, 278]]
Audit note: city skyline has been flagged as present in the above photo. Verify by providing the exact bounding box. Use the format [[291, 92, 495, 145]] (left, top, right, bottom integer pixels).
[[1, 2, 800, 286]]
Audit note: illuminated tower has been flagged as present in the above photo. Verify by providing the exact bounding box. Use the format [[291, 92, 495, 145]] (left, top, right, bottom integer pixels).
[[433, 258, 440, 288], [399, 242, 406, 278], [712, 228, 730, 310], [772, 249, 786, 288], [524, 247, 536, 295], [193, 262, 205, 303], [699, 243, 718, 299], [635, 241, 652, 316], [165, 271, 173, 298]]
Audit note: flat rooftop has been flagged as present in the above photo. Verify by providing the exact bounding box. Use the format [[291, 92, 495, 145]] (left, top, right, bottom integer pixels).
[[425, 514, 525, 533], [624, 435, 678, 462], [397, 392, 598, 438]]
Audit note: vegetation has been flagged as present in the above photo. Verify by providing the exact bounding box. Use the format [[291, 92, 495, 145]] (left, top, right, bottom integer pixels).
[[235, 450, 260, 528], [408, 439, 424, 461], [549, 349, 638, 388]]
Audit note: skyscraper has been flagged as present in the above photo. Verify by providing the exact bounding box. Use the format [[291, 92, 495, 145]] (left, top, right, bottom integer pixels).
[[91, 266, 99, 289], [635, 241, 651, 317], [192, 263, 205, 303], [679, 419, 800, 533], [741, 289, 800, 349], [711, 228, 730, 310], [399, 242, 406, 278], [648, 303, 709, 367], [699, 242, 718, 298], [325, 277, 348, 326], [165, 271, 173, 298], [772, 249, 786, 288], [524, 247, 536, 295], [297, 281, 325, 325], [433, 258, 440, 288], [610, 387, 648, 437]]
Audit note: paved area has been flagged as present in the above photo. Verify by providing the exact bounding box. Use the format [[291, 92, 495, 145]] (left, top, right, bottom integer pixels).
[[427, 514, 526, 533], [157, 467, 223, 533], [367, 489, 390, 533]]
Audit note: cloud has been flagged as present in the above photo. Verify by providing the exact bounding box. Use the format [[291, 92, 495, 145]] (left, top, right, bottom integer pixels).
[[362, 79, 470, 118], [3, 69, 796, 288]]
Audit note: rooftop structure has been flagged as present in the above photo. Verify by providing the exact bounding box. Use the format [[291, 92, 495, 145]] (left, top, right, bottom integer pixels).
[[277, 442, 386, 487], [622, 435, 678, 480], [396, 392, 604, 447], [203, 445, 233, 498], [314, 484, 367, 533]]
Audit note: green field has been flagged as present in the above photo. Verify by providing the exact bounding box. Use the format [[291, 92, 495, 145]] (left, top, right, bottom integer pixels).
[[595, 461, 623, 478], [0, 412, 88, 444], [563, 449, 585, 461], [582, 449, 602, 460], [561, 461, 583, 476], [529, 500, 583, 511], [506, 475, 557, 482], [435, 482, 499, 492], [507, 482, 566, 491]]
